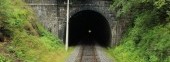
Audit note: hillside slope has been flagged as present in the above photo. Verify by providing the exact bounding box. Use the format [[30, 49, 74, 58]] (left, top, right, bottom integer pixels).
[[0, 0, 70, 62], [108, 0, 170, 62]]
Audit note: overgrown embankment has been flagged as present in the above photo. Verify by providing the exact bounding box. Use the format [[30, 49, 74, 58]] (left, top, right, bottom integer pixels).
[[0, 0, 70, 62], [108, 0, 170, 62]]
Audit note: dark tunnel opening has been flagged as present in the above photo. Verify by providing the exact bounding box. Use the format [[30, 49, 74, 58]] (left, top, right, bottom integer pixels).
[[68, 10, 111, 47]]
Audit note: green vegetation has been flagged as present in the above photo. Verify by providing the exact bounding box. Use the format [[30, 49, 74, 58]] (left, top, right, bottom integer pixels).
[[0, 0, 71, 62], [108, 0, 170, 62]]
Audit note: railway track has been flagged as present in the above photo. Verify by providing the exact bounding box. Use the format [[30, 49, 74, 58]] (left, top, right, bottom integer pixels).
[[76, 44, 99, 62], [66, 43, 113, 62]]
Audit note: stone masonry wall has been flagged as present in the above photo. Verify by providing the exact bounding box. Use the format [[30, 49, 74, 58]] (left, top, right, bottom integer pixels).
[[24, 0, 125, 46]]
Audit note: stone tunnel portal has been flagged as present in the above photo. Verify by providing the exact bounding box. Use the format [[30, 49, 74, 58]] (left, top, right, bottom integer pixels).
[[68, 10, 111, 47]]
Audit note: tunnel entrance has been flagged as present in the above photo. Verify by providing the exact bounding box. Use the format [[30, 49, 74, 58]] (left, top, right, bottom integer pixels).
[[68, 10, 111, 47]]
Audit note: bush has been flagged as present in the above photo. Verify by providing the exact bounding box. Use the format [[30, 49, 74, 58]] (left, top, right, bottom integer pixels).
[[0, 0, 69, 62], [108, 0, 170, 62]]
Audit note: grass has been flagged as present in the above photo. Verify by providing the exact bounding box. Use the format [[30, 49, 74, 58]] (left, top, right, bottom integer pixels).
[[108, 0, 170, 62], [0, 0, 73, 62]]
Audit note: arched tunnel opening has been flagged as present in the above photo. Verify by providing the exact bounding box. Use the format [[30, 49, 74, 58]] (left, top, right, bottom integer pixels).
[[68, 10, 111, 47]]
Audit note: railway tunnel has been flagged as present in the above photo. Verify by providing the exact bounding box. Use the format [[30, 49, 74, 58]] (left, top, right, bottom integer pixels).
[[68, 10, 111, 47]]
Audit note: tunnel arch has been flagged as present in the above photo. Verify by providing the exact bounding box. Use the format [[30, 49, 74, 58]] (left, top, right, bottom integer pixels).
[[68, 10, 112, 47]]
